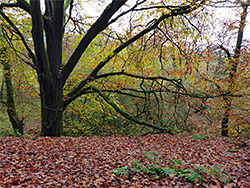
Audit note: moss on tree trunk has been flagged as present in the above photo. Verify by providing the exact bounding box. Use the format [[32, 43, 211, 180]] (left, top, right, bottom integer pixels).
[[40, 79, 63, 137], [0, 47, 24, 135]]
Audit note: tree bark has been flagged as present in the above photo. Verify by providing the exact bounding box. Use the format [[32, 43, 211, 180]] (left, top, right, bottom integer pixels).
[[1, 0, 206, 137], [39, 78, 64, 137], [221, 101, 230, 136], [221, 3, 249, 136], [0, 47, 24, 135]]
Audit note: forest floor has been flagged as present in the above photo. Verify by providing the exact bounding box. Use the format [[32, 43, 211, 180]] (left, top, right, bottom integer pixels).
[[0, 134, 249, 187]]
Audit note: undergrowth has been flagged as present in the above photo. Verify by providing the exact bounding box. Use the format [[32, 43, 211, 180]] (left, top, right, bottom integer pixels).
[[112, 151, 230, 184], [190, 134, 211, 141]]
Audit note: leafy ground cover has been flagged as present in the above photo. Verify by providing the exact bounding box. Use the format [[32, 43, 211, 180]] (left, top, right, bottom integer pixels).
[[0, 134, 249, 187]]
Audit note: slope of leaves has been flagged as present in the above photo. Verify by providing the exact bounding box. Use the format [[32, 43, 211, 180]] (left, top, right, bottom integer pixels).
[[0, 134, 249, 187]]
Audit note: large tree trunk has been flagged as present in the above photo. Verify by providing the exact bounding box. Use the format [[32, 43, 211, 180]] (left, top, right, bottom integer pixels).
[[40, 79, 64, 137], [1, 0, 207, 137]]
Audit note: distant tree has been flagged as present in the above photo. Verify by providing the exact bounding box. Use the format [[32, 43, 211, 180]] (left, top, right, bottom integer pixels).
[[0, 36, 24, 135], [219, 2, 249, 136], [196, 1, 250, 136]]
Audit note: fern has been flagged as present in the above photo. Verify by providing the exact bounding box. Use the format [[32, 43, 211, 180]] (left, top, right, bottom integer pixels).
[[170, 158, 183, 165], [191, 134, 210, 141], [112, 151, 230, 184], [143, 151, 160, 163], [156, 167, 176, 177], [179, 171, 203, 182], [112, 166, 128, 176]]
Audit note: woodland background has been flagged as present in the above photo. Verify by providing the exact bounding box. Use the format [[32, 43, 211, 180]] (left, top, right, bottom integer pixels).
[[0, 0, 250, 187]]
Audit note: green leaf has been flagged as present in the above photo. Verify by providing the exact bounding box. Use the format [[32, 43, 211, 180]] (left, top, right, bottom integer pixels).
[[131, 167, 140, 172], [172, 159, 183, 165], [179, 171, 203, 182], [210, 166, 222, 173], [64, 0, 72, 11], [157, 167, 172, 177], [194, 165, 210, 173], [112, 166, 128, 176], [143, 151, 160, 162], [191, 134, 209, 141]]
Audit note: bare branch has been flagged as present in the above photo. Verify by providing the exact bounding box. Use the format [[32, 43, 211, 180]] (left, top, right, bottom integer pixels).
[[182, 15, 201, 34], [96, 71, 187, 92], [61, 0, 127, 85], [219, 45, 232, 59], [0, 0, 31, 14], [63, 0, 205, 98], [0, 10, 37, 68], [91, 86, 169, 133]]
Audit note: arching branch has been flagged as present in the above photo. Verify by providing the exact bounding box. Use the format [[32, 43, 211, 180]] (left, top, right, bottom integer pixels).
[[91, 86, 171, 133]]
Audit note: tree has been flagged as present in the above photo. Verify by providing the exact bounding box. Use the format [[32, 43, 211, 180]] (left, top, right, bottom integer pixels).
[[189, 1, 250, 136], [0, 0, 205, 136], [220, 2, 249, 136], [0, 32, 24, 135], [164, 0, 250, 137]]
